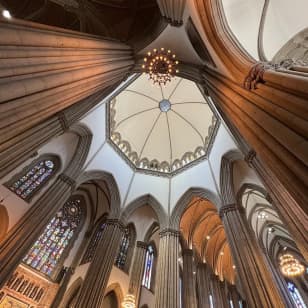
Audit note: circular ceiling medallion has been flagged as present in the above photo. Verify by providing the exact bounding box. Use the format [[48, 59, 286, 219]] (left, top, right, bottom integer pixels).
[[159, 99, 171, 112], [108, 75, 218, 176]]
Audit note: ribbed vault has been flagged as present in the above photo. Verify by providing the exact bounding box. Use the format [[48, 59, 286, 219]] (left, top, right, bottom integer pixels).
[[180, 196, 235, 284]]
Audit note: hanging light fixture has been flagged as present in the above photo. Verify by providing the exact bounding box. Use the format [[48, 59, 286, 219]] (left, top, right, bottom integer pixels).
[[142, 47, 179, 86], [279, 254, 304, 277], [122, 294, 136, 308]]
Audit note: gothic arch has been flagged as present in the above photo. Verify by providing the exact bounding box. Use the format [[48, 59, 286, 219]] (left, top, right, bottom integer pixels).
[[219, 149, 244, 205], [104, 283, 124, 307], [65, 123, 93, 179], [76, 170, 121, 217], [144, 221, 160, 243], [121, 194, 168, 229], [0, 203, 9, 242], [170, 187, 221, 229], [60, 277, 83, 308]]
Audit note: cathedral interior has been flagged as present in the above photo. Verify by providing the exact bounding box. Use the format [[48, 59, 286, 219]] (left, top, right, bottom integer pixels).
[[0, 0, 307, 307]]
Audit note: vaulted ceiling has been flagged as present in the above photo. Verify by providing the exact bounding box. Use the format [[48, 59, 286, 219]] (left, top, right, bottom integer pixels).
[[0, 0, 166, 50], [180, 197, 236, 284]]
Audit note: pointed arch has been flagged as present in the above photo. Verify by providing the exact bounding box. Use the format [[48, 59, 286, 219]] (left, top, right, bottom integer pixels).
[[65, 123, 93, 179], [104, 283, 124, 308], [121, 194, 168, 228], [219, 150, 244, 205], [60, 277, 83, 308], [170, 187, 221, 229], [76, 170, 121, 217]]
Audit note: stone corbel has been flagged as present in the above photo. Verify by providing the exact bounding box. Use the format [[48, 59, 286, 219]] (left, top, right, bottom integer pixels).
[[244, 149, 256, 168], [244, 62, 273, 90]]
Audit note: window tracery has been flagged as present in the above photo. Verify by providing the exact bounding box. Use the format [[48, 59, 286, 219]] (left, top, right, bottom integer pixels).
[[115, 228, 131, 270], [23, 197, 84, 277], [6, 156, 60, 201], [287, 281, 307, 308], [142, 245, 155, 289], [80, 221, 106, 264]]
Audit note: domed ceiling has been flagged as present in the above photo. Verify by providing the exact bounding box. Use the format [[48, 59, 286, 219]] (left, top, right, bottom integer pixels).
[[107, 74, 218, 176]]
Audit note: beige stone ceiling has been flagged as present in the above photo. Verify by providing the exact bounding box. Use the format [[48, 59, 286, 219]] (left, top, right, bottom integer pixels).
[[180, 197, 236, 284], [108, 74, 217, 175]]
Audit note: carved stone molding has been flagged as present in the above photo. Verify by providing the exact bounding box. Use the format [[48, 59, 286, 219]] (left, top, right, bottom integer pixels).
[[182, 248, 194, 256], [244, 149, 256, 167], [57, 112, 69, 131], [219, 203, 237, 218], [159, 228, 180, 238], [58, 173, 76, 191], [105, 218, 125, 232], [244, 62, 273, 90], [136, 241, 148, 249]]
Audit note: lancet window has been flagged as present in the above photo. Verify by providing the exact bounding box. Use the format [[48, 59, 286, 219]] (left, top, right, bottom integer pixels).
[[6, 155, 60, 201], [142, 245, 155, 289]]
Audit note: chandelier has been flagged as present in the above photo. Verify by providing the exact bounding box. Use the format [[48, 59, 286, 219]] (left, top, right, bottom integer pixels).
[[142, 48, 179, 86], [122, 294, 136, 308], [279, 254, 305, 277]]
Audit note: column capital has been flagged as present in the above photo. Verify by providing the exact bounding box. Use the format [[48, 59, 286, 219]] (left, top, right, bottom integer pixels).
[[244, 149, 256, 167], [105, 218, 125, 231], [57, 111, 69, 131], [196, 262, 207, 270], [219, 203, 238, 218], [159, 228, 180, 238], [182, 248, 194, 256], [58, 173, 76, 190], [136, 241, 148, 249]]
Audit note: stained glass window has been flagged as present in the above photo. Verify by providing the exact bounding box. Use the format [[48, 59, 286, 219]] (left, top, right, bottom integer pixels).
[[80, 221, 106, 264], [23, 198, 84, 276], [7, 157, 59, 201], [142, 245, 154, 289], [287, 282, 307, 308], [115, 228, 131, 270]]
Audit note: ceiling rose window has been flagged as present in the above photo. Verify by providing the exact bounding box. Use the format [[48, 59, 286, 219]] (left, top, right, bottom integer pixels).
[[108, 75, 218, 176]]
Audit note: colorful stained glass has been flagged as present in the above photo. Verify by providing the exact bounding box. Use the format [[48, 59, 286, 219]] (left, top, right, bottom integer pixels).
[[9, 159, 56, 200], [80, 222, 106, 264], [23, 198, 83, 276], [115, 228, 130, 270], [287, 282, 307, 308], [142, 245, 154, 289]]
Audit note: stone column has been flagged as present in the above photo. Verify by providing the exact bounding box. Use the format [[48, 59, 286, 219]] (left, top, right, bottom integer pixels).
[[182, 249, 197, 308], [196, 263, 211, 308], [228, 285, 241, 308], [74, 219, 124, 308], [51, 267, 75, 308], [193, 0, 308, 259], [0, 174, 74, 288], [154, 229, 180, 308], [0, 16, 134, 163], [210, 275, 229, 308], [156, 0, 185, 26], [219, 204, 291, 308], [127, 241, 147, 306], [0, 84, 118, 179]]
